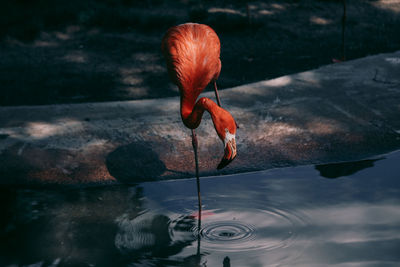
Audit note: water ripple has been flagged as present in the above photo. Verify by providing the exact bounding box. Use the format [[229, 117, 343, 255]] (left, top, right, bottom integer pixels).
[[168, 203, 308, 253]]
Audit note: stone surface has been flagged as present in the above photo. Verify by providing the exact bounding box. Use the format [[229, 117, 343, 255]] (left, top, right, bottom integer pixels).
[[1, 51, 400, 185]]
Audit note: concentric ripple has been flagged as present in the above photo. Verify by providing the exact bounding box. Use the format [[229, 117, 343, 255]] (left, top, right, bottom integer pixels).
[[167, 203, 308, 253], [199, 221, 254, 243]]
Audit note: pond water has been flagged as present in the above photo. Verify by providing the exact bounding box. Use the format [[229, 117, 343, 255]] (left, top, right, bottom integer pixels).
[[1, 150, 400, 266]]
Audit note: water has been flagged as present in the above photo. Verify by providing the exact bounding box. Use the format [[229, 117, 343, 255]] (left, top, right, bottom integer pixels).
[[1, 150, 400, 266]]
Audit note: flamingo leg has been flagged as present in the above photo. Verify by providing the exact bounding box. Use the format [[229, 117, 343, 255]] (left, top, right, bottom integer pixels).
[[191, 129, 202, 222], [214, 81, 239, 129], [214, 81, 222, 107]]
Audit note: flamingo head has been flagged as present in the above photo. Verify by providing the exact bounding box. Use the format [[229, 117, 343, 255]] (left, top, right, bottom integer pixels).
[[217, 128, 237, 169], [211, 108, 237, 170]]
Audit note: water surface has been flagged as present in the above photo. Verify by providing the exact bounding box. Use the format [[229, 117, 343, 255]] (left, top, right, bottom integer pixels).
[[1, 150, 400, 266]]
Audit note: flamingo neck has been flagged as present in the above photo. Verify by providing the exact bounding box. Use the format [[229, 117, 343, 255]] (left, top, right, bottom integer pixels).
[[181, 97, 217, 129]]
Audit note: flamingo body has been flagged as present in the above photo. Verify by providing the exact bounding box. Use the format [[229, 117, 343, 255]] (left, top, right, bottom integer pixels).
[[162, 23, 221, 109]]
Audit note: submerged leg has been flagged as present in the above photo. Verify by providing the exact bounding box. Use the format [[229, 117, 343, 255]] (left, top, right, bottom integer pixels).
[[191, 129, 202, 222]]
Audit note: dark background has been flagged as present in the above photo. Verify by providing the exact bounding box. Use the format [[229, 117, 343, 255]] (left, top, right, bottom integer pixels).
[[1, 0, 399, 106]]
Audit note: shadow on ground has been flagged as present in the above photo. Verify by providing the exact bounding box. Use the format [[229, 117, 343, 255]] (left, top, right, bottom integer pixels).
[[106, 142, 166, 183]]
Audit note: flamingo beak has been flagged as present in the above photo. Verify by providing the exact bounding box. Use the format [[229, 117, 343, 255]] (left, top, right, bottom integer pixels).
[[217, 135, 237, 170]]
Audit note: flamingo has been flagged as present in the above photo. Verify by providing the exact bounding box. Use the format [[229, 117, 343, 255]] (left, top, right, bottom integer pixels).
[[161, 23, 237, 214]]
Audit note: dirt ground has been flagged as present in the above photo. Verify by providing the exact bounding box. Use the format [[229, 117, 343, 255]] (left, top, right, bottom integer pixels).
[[1, 0, 400, 106]]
